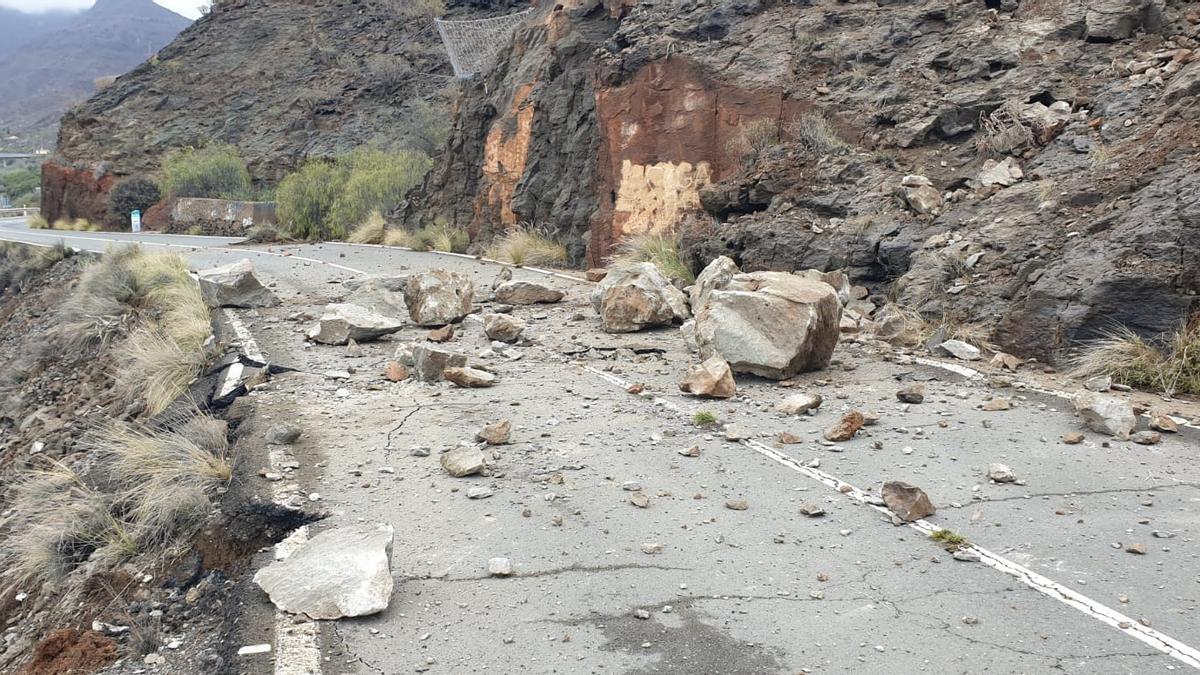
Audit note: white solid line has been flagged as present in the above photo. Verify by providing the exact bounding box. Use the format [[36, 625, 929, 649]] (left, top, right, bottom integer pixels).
[[577, 363, 1200, 670]]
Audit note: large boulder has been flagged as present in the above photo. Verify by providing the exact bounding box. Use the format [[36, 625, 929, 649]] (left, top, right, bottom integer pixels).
[[694, 271, 842, 379], [253, 524, 394, 620], [307, 304, 404, 345], [1072, 391, 1136, 438], [197, 259, 279, 308], [881, 482, 935, 522], [494, 280, 564, 305], [403, 270, 473, 326], [590, 263, 689, 333], [482, 313, 525, 343], [344, 277, 409, 320]]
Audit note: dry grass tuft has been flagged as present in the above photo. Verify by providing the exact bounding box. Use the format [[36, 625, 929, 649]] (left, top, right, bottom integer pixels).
[[486, 226, 568, 267], [609, 231, 694, 283], [383, 229, 415, 247], [788, 113, 847, 155], [1071, 319, 1200, 396], [348, 211, 387, 244], [727, 118, 780, 165], [27, 214, 51, 229]]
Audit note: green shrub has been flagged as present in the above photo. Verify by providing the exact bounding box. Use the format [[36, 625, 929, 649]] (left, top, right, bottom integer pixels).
[[109, 177, 162, 222], [1, 167, 39, 199], [275, 159, 347, 240], [160, 144, 252, 200], [276, 148, 430, 240]]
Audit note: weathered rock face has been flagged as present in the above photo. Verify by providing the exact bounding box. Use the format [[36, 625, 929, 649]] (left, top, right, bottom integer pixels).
[[403, 271, 474, 326], [253, 524, 394, 620], [694, 271, 841, 379], [590, 263, 689, 333], [197, 259, 279, 308], [307, 304, 404, 345], [44, 0, 525, 225]]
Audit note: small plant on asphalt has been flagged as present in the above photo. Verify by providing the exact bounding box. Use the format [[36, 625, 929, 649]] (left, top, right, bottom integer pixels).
[[610, 231, 694, 283], [930, 528, 968, 549], [693, 410, 718, 426]]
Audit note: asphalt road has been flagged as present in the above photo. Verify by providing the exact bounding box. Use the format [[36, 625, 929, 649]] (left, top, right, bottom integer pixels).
[[3, 218, 1198, 674]]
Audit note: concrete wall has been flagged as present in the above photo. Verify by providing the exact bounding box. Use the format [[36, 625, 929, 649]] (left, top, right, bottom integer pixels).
[[170, 198, 277, 235]]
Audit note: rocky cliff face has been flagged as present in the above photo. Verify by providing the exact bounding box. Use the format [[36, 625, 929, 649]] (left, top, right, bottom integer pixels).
[[407, 0, 1200, 360], [44, 0, 523, 227]]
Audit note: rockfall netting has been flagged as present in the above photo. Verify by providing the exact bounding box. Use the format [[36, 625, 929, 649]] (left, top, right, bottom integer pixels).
[[435, 8, 534, 78]]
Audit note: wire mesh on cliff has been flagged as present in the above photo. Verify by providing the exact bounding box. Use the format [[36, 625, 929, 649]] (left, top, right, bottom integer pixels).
[[435, 8, 534, 79]]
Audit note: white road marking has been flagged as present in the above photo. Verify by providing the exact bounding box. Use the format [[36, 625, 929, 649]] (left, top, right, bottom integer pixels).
[[219, 309, 323, 675], [580, 363, 1200, 670]]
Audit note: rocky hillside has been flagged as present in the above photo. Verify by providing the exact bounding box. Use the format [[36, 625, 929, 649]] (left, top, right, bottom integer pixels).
[[43, 0, 524, 227], [0, 0, 190, 150], [402, 0, 1200, 361], [48, 0, 1200, 360]]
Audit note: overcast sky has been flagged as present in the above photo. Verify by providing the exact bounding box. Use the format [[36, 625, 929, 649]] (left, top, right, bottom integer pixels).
[[0, 0, 206, 19]]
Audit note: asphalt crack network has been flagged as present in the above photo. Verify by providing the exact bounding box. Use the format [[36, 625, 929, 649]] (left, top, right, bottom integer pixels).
[[384, 405, 424, 456], [330, 622, 386, 675]]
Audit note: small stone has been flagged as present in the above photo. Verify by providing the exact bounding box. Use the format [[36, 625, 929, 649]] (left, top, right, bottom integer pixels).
[[934, 339, 981, 361], [799, 503, 825, 517], [1148, 413, 1178, 433], [621, 481, 643, 491], [265, 424, 302, 445], [778, 432, 803, 444], [488, 558, 514, 576], [1125, 543, 1147, 555], [823, 410, 865, 442], [1073, 392, 1136, 438], [441, 447, 486, 477], [629, 491, 650, 508], [384, 361, 409, 382], [443, 366, 497, 388], [467, 487, 494, 499], [896, 384, 925, 404], [428, 325, 455, 343], [1062, 432, 1085, 445], [346, 339, 363, 358], [633, 609, 651, 620], [981, 398, 1011, 411], [640, 542, 664, 555], [409, 446, 431, 457], [483, 313, 526, 343], [1130, 430, 1161, 445], [495, 280, 564, 305], [476, 420, 512, 445], [678, 445, 701, 457], [952, 549, 981, 562], [881, 481, 935, 522], [679, 355, 737, 398], [987, 463, 1016, 483], [723, 424, 747, 441], [1084, 375, 1113, 392], [725, 499, 749, 511], [775, 393, 823, 415], [989, 352, 1021, 371]]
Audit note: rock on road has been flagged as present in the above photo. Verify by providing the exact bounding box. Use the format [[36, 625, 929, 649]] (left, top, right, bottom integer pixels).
[[4, 217, 1198, 673]]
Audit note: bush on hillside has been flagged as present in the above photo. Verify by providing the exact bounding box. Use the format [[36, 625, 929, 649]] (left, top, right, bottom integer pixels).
[[160, 144, 253, 200], [276, 148, 430, 240], [109, 176, 162, 222]]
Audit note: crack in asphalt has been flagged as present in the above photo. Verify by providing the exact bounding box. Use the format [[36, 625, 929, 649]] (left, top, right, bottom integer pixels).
[[400, 562, 694, 584], [330, 622, 386, 675], [384, 405, 424, 457], [972, 481, 1200, 504]]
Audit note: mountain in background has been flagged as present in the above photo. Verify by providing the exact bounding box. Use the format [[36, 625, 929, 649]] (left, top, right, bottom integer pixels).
[[0, 0, 191, 150]]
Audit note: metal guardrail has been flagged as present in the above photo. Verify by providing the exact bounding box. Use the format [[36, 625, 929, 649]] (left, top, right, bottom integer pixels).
[[0, 207, 39, 218]]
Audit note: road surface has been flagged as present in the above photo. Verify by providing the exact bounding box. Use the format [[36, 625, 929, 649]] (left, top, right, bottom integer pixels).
[[3, 217, 1198, 673]]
